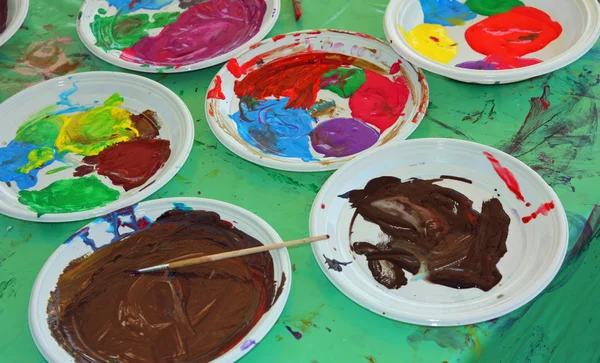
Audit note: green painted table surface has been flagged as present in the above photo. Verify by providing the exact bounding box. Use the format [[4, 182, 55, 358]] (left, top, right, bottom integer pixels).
[[1, 1, 599, 362]]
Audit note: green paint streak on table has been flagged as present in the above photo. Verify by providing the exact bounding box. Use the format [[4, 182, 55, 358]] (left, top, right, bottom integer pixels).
[[0, 1, 599, 362]]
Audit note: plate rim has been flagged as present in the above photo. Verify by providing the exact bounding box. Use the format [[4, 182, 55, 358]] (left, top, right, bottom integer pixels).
[[76, 0, 281, 73], [309, 137, 569, 326], [205, 28, 430, 172], [383, 0, 600, 84], [0, 0, 29, 48], [0, 71, 195, 223], [28, 197, 293, 363]]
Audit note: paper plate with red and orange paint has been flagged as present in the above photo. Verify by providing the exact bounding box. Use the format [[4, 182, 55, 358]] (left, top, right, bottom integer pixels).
[[205, 29, 429, 172], [384, 0, 600, 84]]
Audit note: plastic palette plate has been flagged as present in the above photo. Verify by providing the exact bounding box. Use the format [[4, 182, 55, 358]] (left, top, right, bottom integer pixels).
[[29, 197, 292, 363], [206, 29, 429, 172], [310, 138, 568, 326]]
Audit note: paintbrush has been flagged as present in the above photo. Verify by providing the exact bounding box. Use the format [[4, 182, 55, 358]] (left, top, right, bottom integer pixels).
[[292, 0, 302, 21], [137, 234, 329, 273]]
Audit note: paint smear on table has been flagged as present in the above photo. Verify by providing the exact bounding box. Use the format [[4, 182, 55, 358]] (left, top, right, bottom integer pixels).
[[229, 51, 410, 161], [92, 0, 268, 66], [419, 0, 477, 26], [465, 7, 562, 58], [465, 0, 524, 16], [0, 84, 172, 215], [400, 24, 458, 64], [344, 176, 510, 291]]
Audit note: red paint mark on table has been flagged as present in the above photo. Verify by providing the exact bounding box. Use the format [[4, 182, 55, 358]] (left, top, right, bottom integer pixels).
[[483, 151, 529, 206], [522, 201, 555, 223], [207, 75, 225, 100], [389, 59, 402, 75], [465, 6, 562, 57]]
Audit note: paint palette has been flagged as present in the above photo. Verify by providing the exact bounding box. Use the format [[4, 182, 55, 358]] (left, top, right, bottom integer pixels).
[[29, 197, 291, 363], [77, 0, 280, 73], [0, 72, 194, 222], [0, 0, 29, 48], [310, 138, 568, 326], [206, 29, 429, 172], [384, 0, 600, 84]]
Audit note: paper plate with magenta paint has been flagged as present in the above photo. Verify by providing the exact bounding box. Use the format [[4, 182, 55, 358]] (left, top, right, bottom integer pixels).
[[206, 29, 429, 172], [0, 72, 194, 222], [77, 0, 280, 73], [384, 0, 600, 84], [0, 0, 29, 48], [310, 138, 568, 326], [30, 197, 291, 363]]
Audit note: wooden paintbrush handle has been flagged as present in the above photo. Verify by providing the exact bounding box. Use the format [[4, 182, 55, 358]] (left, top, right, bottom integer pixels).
[[168, 234, 329, 269]]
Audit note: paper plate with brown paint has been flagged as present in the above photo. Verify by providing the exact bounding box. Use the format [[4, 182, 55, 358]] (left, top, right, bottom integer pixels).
[[29, 197, 292, 363], [77, 0, 280, 73], [205, 29, 429, 172], [310, 138, 568, 326], [384, 0, 600, 84], [0, 72, 194, 222]]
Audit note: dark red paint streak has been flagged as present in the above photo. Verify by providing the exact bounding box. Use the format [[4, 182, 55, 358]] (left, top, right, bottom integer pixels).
[[86, 139, 171, 191], [483, 151, 529, 205], [389, 59, 402, 75], [207, 75, 226, 100], [272, 34, 286, 41], [522, 201, 555, 223]]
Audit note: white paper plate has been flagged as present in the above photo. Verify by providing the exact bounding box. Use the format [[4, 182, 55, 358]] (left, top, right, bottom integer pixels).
[[206, 29, 429, 172], [384, 0, 600, 84], [0, 0, 28, 47], [310, 138, 568, 326], [0, 72, 194, 222], [77, 0, 280, 73], [29, 197, 292, 363]]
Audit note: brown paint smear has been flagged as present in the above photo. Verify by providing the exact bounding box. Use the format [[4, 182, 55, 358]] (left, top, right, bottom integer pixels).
[[48, 210, 280, 363], [345, 176, 510, 291]]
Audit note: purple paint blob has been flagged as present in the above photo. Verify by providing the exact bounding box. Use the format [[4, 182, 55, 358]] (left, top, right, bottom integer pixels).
[[456, 59, 499, 70], [310, 118, 380, 157], [456, 55, 543, 70], [121, 0, 267, 66], [285, 325, 303, 340], [241, 339, 256, 350]]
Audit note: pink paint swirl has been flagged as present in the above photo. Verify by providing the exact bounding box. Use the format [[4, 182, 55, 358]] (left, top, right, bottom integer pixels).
[[121, 0, 267, 66]]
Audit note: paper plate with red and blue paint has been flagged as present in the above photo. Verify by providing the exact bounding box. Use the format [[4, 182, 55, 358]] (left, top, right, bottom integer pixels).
[[205, 29, 429, 172], [384, 0, 600, 84], [310, 138, 568, 326], [0, 72, 194, 222], [77, 0, 280, 73]]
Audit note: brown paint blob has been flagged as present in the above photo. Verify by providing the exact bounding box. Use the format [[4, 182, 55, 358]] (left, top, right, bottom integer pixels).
[[47, 210, 278, 363], [345, 177, 510, 291]]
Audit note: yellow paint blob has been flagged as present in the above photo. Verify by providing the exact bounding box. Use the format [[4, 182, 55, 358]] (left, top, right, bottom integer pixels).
[[54, 93, 139, 156], [399, 24, 458, 64], [19, 147, 55, 174]]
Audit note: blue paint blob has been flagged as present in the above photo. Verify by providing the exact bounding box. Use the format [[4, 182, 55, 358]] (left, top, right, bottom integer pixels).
[[231, 98, 317, 162], [103, 205, 142, 242], [55, 83, 92, 115], [419, 0, 477, 26], [173, 202, 193, 211], [106, 0, 175, 14], [0, 141, 51, 190]]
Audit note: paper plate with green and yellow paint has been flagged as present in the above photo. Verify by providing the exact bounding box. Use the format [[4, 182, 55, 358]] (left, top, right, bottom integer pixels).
[[0, 72, 194, 222]]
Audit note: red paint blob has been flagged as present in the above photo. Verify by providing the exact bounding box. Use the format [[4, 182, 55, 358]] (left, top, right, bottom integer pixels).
[[136, 217, 151, 229], [389, 59, 402, 75], [233, 52, 360, 109], [522, 201, 555, 223], [272, 34, 286, 41], [207, 75, 226, 100], [429, 36, 440, 43], [483, 151, 528, 204], [226, 59, 243, 78], [465, 6, 562, 57], [349, 69, 410, 132], [321, 203, 326, 209], [87, 139, 171, 191]]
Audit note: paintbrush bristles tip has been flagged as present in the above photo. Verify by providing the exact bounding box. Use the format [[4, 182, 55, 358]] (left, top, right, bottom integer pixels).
[[137, 263, 169, 274]]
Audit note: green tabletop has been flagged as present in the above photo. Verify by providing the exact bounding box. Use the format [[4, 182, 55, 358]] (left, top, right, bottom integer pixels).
[[1, 1, 599, 362]]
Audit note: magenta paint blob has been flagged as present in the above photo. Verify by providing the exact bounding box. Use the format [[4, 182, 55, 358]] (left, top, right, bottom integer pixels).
[[310, 118, 379, 157]]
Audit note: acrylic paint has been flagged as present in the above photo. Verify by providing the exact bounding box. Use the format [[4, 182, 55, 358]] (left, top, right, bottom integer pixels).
[[229, 50, 411, 161], [400, 24, 458, 64], [106, 0, 174, 14], [465, 0, 525, 16], [456, 55, 542, 70], [483, 151, 529, 205], [419, 0, 477, 26]]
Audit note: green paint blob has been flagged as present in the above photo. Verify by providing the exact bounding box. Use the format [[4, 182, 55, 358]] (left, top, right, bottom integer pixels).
[[14, 113, 63, 146], [18, 175, 120, 215], [465, 0, 524, 16], [90, 11, 180, 52], [321, 68, 366, 98], [98, 8, 107, 15], [18, 147, 55, 174], [45, 165, 71, 175]]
